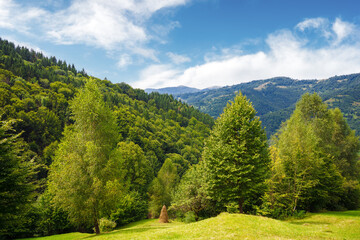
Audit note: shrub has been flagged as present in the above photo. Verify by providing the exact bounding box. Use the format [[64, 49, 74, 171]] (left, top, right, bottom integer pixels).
[[99, 218, 116, 233], [183, 211, 196, 223], [226, 202, 239, 213], [110, 191, 148, 226]]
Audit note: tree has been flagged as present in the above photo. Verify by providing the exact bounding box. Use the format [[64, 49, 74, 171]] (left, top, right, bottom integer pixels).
[[267, 93, 360, 214], [48, 79, 121, 234], [171, 161, 215, 219], [148, 158, 179, 218], [112, 141, 153, 195], [203, 91, 270, 213], [0, 119, 37, 238]]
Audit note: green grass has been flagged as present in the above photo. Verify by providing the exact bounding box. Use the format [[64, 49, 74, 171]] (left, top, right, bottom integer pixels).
[[24, 210, 360, 240]]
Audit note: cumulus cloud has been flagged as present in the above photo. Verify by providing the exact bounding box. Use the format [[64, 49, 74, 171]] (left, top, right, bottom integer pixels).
[[133, 18, 360, 89], [0, 0, 189, 62]]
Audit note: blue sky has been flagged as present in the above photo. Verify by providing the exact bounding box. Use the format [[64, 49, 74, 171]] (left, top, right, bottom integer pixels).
[[1, 0, 360, 89]]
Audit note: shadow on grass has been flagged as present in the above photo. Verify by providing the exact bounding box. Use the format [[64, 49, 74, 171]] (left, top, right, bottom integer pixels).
[[290, 221, 329, 226], [320, 210, 360, 218]]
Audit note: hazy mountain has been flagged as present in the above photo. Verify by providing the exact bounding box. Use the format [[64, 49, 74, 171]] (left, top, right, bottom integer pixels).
[[173, 74, 360, 137], [145, 86, 200, 95]]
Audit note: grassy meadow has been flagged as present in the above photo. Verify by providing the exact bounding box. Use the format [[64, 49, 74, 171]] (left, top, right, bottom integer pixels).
[[24, 210, 360, 240]]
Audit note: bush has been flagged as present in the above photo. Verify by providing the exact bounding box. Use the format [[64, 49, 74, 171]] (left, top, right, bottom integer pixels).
[[99, 218, 116, 233], [183, 211, 196, 223], [226, 202, 239, 213], [110, 191, 148, 226]]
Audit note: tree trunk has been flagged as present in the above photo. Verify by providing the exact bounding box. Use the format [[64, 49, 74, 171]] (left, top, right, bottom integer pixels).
[[239, 197, 244, 214], [94, 218, 100, 235]]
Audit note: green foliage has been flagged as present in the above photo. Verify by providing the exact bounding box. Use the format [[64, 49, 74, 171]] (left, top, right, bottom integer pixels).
[[171, 162, 216, 219], [0, 119, 38, 239], [148, 159, 179, 218], [225, 202, 239, 213], [203, 92, 270, 213], [266, 93, 360, 217], [175, 74, 360, 138], [112, 141, 153, 194], [110, 191, 148, 226], [183, 211, 196, 223], [48, 79, 122, 234], [0, 38, 213, 237], [98, 218, 116, 233], [33, 191, 74, 236]]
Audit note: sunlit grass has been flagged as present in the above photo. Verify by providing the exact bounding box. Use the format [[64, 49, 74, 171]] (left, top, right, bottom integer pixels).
[[23, 210, 360, 240]]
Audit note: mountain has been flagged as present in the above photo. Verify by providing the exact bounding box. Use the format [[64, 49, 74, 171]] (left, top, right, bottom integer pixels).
[[145, 85, 222, 95], [145, 85, 200, 95], [173, 75, 360, 137]]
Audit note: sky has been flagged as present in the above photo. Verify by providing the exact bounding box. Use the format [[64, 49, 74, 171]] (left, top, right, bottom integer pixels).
[[1, 0, 360, 89]]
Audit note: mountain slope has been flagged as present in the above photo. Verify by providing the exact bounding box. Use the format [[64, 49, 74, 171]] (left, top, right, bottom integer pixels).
[[0, 37, 213, 183], [175, 75, 360, 137]]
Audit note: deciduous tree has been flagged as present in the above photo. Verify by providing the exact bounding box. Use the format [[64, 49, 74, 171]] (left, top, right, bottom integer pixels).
[[48, 79, 121, 234]]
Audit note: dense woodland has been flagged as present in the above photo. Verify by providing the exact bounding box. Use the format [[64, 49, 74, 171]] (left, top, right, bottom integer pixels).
[[1, 38, 359, 239], [173, 75, 360, 137]]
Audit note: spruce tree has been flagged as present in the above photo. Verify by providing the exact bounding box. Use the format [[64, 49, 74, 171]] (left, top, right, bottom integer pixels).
[[0, 119, 37, 238], [203, 92, 270, 213]]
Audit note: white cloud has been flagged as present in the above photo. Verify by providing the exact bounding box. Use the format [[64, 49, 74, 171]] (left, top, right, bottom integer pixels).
[[0, 0, 46, 34], [296, 17, 332, 39], [134, 64, 182, 88], [117, 54, 133, 68], [296, 17, 328, 31], [133, 18, 360, 89], [0, 0, 190, 62], [167, 52, 191, 64], [332, 18, 355, 44]]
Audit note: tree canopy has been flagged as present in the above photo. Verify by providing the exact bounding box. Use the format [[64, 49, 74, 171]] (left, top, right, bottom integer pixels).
[[203, 92, 270, 213], [48, 79, 122, 234], [266, 93, 360, 216]]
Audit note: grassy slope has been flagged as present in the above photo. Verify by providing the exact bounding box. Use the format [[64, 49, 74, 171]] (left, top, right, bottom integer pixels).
[[25, 210, 360, 240]]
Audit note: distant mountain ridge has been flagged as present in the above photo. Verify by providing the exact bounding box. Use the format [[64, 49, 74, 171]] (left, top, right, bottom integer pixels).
[[145, 86, 200, 95], [145, 85, 221, 95], [170, 74, 360, 137]]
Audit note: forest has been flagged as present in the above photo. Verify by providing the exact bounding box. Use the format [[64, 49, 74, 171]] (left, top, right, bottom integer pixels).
[[0, 38, 359, 239], [174, 74, 360, 137]]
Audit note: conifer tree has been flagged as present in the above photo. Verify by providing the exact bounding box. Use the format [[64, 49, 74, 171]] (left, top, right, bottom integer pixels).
[[0, 119, 37, 238], [203, 92, 270, 213]]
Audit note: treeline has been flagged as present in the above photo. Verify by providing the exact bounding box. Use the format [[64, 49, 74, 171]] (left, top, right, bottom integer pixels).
[[0, 38, 213, 238], [170, 92, 360, 221], [175, 75, 360, 137]]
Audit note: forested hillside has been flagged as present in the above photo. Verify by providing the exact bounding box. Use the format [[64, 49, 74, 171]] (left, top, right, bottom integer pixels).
[[174, 75, 360, 137], [1, 38, 359, 239], [0, 38, 213, 238]]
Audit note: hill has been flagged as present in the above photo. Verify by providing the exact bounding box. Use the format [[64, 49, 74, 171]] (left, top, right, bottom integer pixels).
[[23, 210, 360, 240], [174, 75, 360, 137], [0, 38, 214, 238]]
